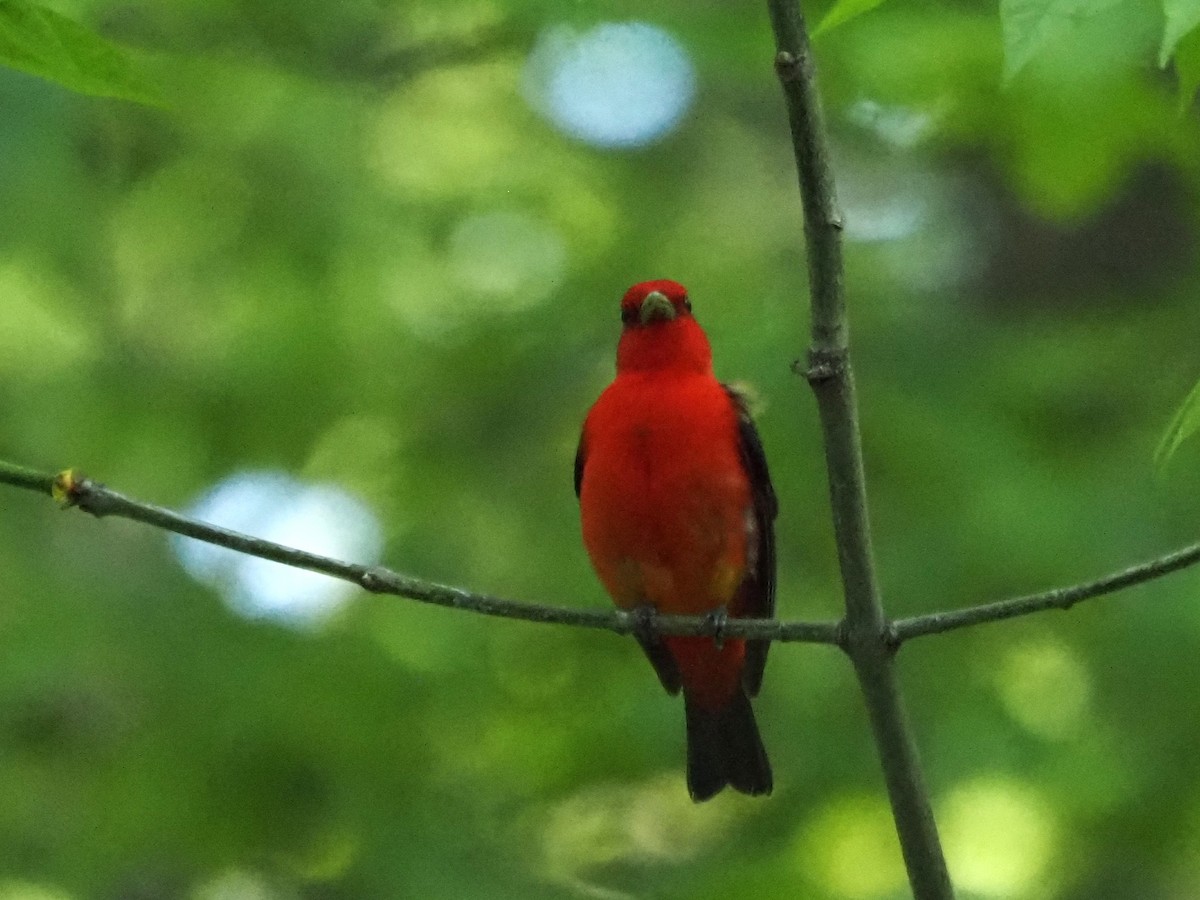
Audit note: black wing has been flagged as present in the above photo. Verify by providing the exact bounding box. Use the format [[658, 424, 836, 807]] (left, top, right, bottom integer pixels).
[[574, 432, 586, 499], [723, 385, 777, 697], [575, 427, 683, 695]]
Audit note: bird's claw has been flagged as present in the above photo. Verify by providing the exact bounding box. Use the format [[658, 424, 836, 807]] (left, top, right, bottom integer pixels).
[[706, 606, 730, 648], [630, 603, 659, 644]]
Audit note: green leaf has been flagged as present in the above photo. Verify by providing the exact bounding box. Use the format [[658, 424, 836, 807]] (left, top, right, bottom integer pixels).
[[1160, 0, 1200, 66], [813, 0, 889, 37], [1173, 24, 1200, 110], [1155, 378, 1200, 471], [0, 0, 163, 105], [1000, 0, 1122, 82]]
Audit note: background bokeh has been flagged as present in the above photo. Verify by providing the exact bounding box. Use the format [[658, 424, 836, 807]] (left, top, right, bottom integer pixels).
[[3, 0, 1200, 897]]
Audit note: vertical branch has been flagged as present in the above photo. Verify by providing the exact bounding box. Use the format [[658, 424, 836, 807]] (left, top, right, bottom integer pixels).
[[766, 2, 845, 354], [766, 2, 956, 898]]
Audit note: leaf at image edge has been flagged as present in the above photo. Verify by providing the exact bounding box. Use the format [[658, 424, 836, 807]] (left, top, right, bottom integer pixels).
[[813, 0, 889, 38], [1155, 377, 1200, 472], [1169, 23, 1200, 112], [0, 0, 164, 106], [1000, 0, 1123, 83], [1160, 0, 1200, 67]]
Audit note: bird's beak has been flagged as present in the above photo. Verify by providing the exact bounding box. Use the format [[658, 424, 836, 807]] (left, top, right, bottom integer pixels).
[[638, 291, 676, 325]]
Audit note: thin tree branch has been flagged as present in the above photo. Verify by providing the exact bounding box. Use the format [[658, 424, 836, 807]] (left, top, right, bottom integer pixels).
[[0, 461, 56, 494], [892, 540, 1200, 644], [0, 460, 841, 645], [767, 2, 955, 897]]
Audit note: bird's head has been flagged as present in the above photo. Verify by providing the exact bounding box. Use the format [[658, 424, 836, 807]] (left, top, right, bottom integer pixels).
[[615, 280, 713, 374], [620, 279, 691, 326]]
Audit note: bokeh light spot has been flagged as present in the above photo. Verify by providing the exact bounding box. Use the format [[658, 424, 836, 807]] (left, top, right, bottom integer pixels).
[[371, 61, 524, 199], [192, 869, 282, 900], [303, 414, 407, 519], [449, 209, 566, 301], [838, 158, 932, 244], [536, 775, 749, 896], [795, 793, 908, 898], [0, 882, 75, 900], [389, 210, 566, 339], [173, 471, 383, 627], [994, 637, 1092, 740], [940, 776, 1058, 897], [846, 99, 938, 149], [523, 22, 696, 149], [0, 263, 96, 379]]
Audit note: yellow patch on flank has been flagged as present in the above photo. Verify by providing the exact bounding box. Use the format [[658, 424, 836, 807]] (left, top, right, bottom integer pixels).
[[710, 559, 742, 604]]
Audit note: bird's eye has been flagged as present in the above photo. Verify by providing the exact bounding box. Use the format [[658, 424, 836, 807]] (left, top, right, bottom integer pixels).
[[683, 299, 692, 312], [620, 306, 637, 325]]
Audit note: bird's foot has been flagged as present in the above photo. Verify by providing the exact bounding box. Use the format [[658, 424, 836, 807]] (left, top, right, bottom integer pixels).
[[705, 605, 730, 649], [630, 603, 660, 645]]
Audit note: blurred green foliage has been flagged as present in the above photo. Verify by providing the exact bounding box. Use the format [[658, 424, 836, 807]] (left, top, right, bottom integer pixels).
[[3, 0, 1200, 898], [0, 1, 161, 104]]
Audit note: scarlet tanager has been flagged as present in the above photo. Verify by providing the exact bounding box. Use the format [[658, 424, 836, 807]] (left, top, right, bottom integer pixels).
[[575, 279, 776, 801]]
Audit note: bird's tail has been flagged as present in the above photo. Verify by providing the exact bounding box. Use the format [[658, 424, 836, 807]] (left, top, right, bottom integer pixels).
[[684, 688, 772, 802]]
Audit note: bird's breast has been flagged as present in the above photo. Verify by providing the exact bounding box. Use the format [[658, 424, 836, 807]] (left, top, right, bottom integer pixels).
[[579, 375, 752, 614]]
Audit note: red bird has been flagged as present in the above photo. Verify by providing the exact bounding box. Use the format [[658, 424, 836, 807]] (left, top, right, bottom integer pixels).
[[576, 279, 776, 800]]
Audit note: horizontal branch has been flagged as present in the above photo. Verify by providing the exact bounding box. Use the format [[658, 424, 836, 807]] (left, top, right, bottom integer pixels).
[[0, 460, 842, 645], [0, 461, 57, 493], [891, 539, 1200, 644]]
